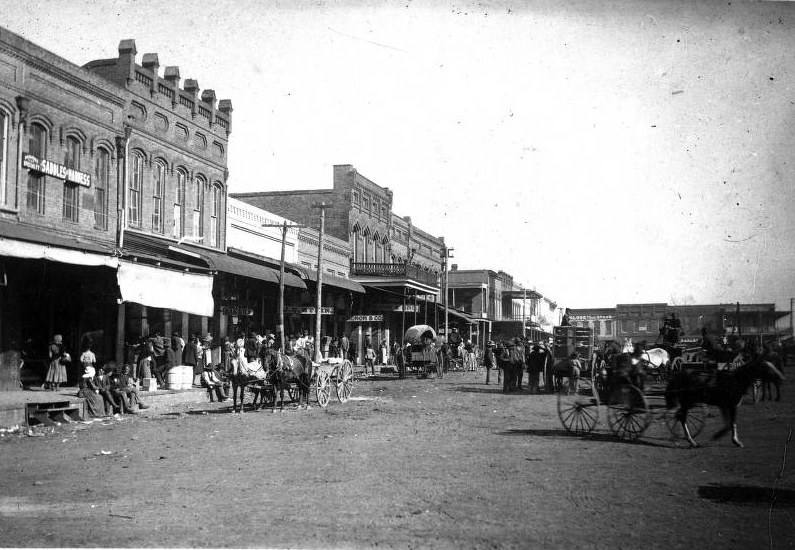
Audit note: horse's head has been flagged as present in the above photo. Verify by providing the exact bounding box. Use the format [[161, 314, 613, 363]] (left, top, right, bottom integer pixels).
[[622, 339, 634, 354]]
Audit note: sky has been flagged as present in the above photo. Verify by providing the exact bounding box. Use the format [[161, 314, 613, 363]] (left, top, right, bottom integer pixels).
[[3, 0, 795, 311]]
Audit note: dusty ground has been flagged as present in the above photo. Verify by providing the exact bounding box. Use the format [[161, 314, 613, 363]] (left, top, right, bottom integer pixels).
[[0, 370, 794, 549]]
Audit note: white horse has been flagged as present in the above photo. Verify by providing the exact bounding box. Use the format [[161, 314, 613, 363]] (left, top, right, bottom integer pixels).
[[640, 348, 670, 370]]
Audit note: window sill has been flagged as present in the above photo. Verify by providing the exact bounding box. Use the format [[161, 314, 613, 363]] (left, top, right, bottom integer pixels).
[[0, 205, 19, 215]]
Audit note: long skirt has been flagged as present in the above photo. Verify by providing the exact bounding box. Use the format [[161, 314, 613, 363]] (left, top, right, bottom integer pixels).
[[45, 359, 67, 384], [78, 388, 108, 417]]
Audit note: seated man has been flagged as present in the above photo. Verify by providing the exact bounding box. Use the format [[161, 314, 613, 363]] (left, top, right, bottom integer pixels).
[[201, 364, 229, 402], [106, 363, 137, 415], [120, 364, 149, 411], [95, 364, 121, 415]]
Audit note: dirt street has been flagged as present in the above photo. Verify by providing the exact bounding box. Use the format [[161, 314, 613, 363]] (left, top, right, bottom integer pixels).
[[0, 371, 793, 549]]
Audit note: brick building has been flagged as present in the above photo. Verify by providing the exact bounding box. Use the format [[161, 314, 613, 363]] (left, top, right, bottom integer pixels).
[[0, 28, 234, 388], [231, 164, 445, 363]]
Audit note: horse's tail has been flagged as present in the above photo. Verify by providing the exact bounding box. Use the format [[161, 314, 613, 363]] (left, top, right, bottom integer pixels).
[[762, 360, 786, 383]]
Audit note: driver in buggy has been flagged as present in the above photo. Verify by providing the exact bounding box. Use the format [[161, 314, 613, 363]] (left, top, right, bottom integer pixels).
[[660, 313, 683, 346]]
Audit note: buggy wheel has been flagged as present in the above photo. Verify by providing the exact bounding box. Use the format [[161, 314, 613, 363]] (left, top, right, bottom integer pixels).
[[316, 370, 331, 408], [606, 385, 650, 441], [336, 360, 354, 403], [670, 356, 683, 374], [664, 403, 707, 440], [557, 379, 600, 435]]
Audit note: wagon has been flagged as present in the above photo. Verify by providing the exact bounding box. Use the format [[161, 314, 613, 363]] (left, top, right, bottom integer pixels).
[[314, 358, 355, 407], [403, 325, 440, 378]]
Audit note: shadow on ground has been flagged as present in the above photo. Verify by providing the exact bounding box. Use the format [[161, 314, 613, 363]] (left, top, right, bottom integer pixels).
[[698, 484, 795, 506]]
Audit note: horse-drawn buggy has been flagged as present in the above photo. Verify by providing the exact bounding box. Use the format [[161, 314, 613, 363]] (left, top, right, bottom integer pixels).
[[556, 333, 785, 446], [230, 348, 355, 412], [403, 325, 440, 378]]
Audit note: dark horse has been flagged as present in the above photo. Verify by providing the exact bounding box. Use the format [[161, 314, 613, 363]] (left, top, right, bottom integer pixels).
[[603, 340, 647, 394], [262, 350, 313, 409], [665, 359, 785, 447]]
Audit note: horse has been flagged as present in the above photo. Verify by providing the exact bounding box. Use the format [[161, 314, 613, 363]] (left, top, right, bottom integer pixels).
[[229, 354, 268, 413], [665, 358, 786, 447], [263, 350, 313, 409], [551, 355, 582, 395]]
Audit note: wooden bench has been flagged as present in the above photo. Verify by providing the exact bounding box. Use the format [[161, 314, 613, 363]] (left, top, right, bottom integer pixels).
[[26, 401, 83, 426]]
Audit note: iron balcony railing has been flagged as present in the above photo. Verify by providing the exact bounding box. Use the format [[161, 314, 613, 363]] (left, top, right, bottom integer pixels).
[[350, 261, 439, 287]]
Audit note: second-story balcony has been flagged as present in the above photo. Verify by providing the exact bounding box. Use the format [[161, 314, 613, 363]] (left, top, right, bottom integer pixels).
[[350, 261, 439, 295]]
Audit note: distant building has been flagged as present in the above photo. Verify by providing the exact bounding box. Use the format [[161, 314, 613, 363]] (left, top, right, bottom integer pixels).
[[231, 164, 445, 363], [569, 302, 790, 347]]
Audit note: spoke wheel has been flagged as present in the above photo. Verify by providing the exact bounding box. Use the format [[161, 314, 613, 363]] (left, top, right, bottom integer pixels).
[[664, 403, 708, 440], [316, 370, 331, 408], [336, 360, 354, 403], [557, 378, 600, 435], [607, 385, 650, 441]]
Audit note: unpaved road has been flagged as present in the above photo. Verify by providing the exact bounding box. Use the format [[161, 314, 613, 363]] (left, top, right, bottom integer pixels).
[[1, 371, 794, 549]]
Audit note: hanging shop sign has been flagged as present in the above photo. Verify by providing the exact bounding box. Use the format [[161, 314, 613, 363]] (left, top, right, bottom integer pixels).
[[22, 152, 92, 187], [374, 304, 419, 313], [286, 306, 334, 315], [220, 305, 255, 316], [347, 315, 384, 323]]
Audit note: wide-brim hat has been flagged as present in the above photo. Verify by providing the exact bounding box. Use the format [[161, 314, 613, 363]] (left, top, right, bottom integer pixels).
[[487, 340, 495, 347], [82, 366, 96, 378]]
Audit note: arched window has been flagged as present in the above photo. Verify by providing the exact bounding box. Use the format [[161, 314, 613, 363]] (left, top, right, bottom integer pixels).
[[193, 175, 205, 239], [152, 161, 166, 233], [129, 152, 144, 227], [209, 183, 221, 247], [26, 123, 47, 214], [62, 136, 81, 222], [94, 147, 110, 229], [173, 169, 186, 238], [0, 109, 8, 206]]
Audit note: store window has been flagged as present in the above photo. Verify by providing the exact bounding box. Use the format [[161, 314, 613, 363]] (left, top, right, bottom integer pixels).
[[94, 147, 109, 229], [193, 175, 205, 239], [174, 169, 186, 238], [209, 183, 220, 247], [26, 123, 46, 214], [129, 152, 143, 226], [0, 110, 7, 205], [152, 161, 165, 233], [62, 136, 81, 222]]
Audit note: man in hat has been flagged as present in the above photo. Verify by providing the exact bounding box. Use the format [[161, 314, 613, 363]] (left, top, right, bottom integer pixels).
[[483, 341, 497, 384], [526, 343, 547, 394], [201, 362, 228, 402]]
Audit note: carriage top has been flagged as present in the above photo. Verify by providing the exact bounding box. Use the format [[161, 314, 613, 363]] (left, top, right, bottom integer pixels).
[[403, 325, 436, 346]]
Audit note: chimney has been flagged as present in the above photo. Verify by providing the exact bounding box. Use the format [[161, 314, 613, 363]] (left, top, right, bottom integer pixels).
[[164, 66, 180, 85], [218, 99, 233, 134], [183, 79, 199, 98], [141, 53, 159, 74], [118, 39, 137, 83], [201, 89, 217, 109]]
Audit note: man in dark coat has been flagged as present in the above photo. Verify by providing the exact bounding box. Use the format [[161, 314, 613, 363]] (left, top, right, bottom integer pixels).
[[526, 344, 548, 394], [483, 341, 496, 385], [498, 338, 525, 393]]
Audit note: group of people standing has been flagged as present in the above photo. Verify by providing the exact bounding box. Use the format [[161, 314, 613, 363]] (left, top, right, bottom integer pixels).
[[481, 338, 555, 394]]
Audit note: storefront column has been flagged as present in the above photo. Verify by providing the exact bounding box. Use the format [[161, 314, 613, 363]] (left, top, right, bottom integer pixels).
[[115, 303, 125, 366]]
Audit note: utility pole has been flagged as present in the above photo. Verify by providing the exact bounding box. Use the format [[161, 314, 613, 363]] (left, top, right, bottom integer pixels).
[[262, 220, 304, 353], [312, 202, 332, 363], [522, 287, 527, 338], [442, 245, 454, 343]]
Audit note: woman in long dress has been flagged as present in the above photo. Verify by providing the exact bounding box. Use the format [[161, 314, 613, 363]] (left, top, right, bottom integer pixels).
[[45, 334, 68, 391]]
